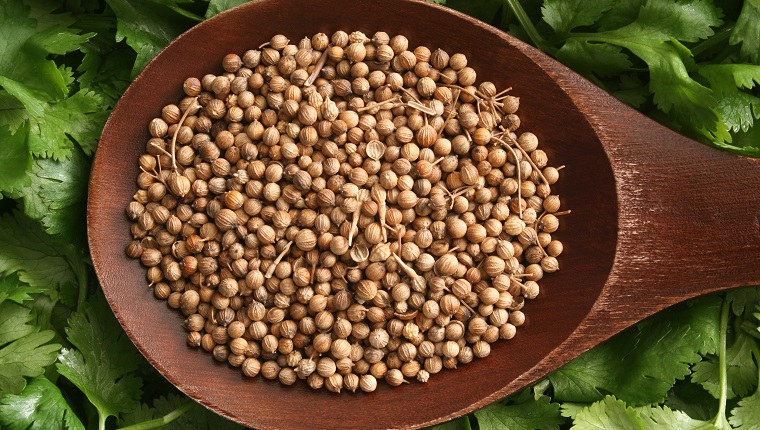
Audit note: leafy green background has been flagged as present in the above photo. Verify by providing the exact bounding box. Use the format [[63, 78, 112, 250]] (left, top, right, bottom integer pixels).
[[0, 0, 759, 428]]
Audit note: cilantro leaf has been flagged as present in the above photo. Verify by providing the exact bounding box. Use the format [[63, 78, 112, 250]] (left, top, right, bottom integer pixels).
[[665, 377, 720, 421], [0, 274, 47, 305], [729, 390, 760, 430], [698, 64, 760, 95], [0, 301, 38, 346], [726, 121, 760, 156], [559, 403, 585, 420], [729, 0, 760, 63], [430, 416, 472, 430], [120, 394, 243, 429], [692, 330, 759, 399], [56, 293, 143, 426], [0, 210, 79, 298], [77, 43, 134, 108], [572, 38, 728, 143], [632, 0, 723, 43], [0, 329, 60, 395], [17, 148, 91, 246], [596, 0, 645, 31], [571, 396, 643, 430], [0, 376, 85, 430], [541, 0, 615, 36], [106, 0, 194, 77], [0, 122, 32, 197], [474, 396, 564, 430], [0, 1, 92, 100], [563, 0, 728, 144], [555, 39, 632, 78], [549, 296, 721, 405], [714, 92, 760, 132], [637, 404, 717, 430], [205, 0, 249, 18], [727, 287, 760, 319], [0, 77, 107, 159]]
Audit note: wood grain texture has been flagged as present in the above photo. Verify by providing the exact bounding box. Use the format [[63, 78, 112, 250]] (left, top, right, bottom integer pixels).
[[86, 0, 760, 428]]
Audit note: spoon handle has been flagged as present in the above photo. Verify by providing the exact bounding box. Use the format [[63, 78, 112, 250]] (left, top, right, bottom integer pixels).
[[519, 45, 760, 345], [568, 70, 760, 319]]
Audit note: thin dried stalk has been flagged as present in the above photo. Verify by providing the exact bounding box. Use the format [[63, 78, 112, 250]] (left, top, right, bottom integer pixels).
[[264, 241, 294, 278]]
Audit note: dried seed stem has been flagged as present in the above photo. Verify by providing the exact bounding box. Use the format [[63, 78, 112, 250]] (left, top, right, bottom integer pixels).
[[169, 97, 199, 171], [356, 95, 400, 112], [491, 135, 523, 218], [264, 240, 294, 278], [438, 88, 461, 138], [405, 99, 436, 115], [391, 252, 421, 279], [305, 48, 329, 87]]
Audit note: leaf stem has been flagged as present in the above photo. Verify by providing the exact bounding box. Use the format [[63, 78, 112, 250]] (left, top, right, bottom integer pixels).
[[502, 0, 555, 54], [74, 260, 88, 313], [712, 297, 731, 429], [117, 401, 193, 430], [691, 25, 734, 58]]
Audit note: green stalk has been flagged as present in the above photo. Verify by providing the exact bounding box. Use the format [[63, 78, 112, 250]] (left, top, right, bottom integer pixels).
[[691, 26, 734, 58], [750, 335, 760, 389], [502, 0, 555, 54], [117, 401, 193, 430], [74, 262, 88, 313], [712, 297, 731, 429], [99, 413, 107, 430]]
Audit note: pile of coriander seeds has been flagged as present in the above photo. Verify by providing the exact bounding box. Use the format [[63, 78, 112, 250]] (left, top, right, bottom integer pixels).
[[125, 30, 567, 393]]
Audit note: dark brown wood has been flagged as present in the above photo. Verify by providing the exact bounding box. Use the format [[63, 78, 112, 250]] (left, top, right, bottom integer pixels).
[[87, 0, 760, 428]]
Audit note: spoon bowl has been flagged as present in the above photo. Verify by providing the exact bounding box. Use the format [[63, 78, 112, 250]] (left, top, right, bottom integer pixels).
[[87, 0, 760, 428]]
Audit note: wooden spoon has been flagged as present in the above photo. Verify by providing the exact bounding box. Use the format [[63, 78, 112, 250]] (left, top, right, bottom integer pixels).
[[87, 0, 760, 428]]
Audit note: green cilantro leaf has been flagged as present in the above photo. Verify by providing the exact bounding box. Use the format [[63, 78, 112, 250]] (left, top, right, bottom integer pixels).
[[0, 1, 92, 100], [205, 0, 249, 18], [0, 122, 32, 197], [665, 377, 720, 421], [549, 296, 721, 405], [637, 404, 717, 429], [0, 274, 47, 305], [726, 121, 760, 156], [632, 0, 723, 43], [0, 376, 85, 430], [729, 0, 760, 63], [714, 92, 760, 132], [562, 0, 728, 143], [727, 287, 760, 319], [555, 39, 632, 78], [612, 74, 649, 108], [571, 396, 644, 430], [0, 328, 60, 395], [541, 0, 615, 36], [77, 43, 134, 108], [474, 396, 564, 430], [559, 403, 585, 420], [0, 301, 37, 346], [0, 210, 79, 298], [120, 394, 243, 429], [596, 0, 645, 31], [692, 330, 759, 399], [0, 77, 107, 159], [106, 0, 194, 77], [17, 148, 91, 247], [572, 40, 727, 144], [729, 389, 760, 429], [154, 395, 242, 429], [430, 416, 472, 430], [698, 64, 760, 95], [56, 292, 143, 427]]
